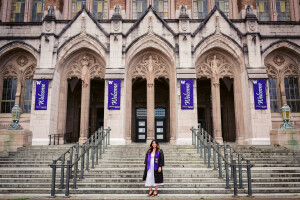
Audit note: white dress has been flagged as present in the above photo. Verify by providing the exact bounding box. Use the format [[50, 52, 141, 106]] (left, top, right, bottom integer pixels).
[[145, 153, 164, 187]]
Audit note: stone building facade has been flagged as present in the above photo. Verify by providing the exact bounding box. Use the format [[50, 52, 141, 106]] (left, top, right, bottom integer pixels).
[[0, 0, 299, 145]]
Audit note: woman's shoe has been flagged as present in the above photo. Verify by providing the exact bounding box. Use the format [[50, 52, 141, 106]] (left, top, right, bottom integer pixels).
[[152, 190, 158, 196], [147, 190, 153, 197]]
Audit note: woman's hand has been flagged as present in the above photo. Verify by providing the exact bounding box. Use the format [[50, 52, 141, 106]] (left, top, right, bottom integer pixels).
[[158, 167, 161, 172]]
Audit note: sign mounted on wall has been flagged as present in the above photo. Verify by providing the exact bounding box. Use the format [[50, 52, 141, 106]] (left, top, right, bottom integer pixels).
[[253, 79, 267, 109], [35, 80, 49, 110], [108, 79, 121, 110], [181, 79, 194, 110]]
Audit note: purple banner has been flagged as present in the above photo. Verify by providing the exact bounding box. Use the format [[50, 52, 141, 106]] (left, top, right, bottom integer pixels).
[[181, 79, 194, 110], [253, 79, 267, 109], [35, 80, 49, 110], [108, 80, 121, 110]]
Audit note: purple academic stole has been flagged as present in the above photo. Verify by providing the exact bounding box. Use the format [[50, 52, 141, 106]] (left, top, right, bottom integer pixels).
[[147, 151, 160, 171]]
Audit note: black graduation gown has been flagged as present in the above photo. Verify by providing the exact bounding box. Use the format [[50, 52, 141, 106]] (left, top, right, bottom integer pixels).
[[143, 149, 164, 184]]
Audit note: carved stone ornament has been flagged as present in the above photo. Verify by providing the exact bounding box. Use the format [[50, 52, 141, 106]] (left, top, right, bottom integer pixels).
[[131, 54, 170, 80], [196, 54, 234, 79], [17, 55, 28, 67], [45, 21, 52, 32], [249, 21, 256, 31], [283, 65, 299, 77], [266, 65, 279, 79], [113, 21, 120, 31], [273, 55, 285, 66], [181, 20, 188, 31], [2, 65, 19, 79]]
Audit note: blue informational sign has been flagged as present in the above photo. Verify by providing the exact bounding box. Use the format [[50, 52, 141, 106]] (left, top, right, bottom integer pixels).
[[35, 80, 49, 110], [108, 79, 121, 110], [181, 79, 194, 110], [253, 79, 267, 109]]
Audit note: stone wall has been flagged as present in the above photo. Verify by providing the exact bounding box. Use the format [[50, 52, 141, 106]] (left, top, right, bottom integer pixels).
[[176, 0, 192, 9], [44, 0, 64, 12], [110, 0, 126, 10], [237, 0, 256, 11]]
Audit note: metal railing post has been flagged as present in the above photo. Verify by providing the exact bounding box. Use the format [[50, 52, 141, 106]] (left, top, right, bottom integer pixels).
[[230, 148, 233, 178], [238, 154, 243, 189], [207, 134, 211, 168], [91, 141, 95, 169], [225, 154, 230, 189], [218, 145, 222, 179], [196, 130, 200, 153], [100, 136, 103, 159], [59, 154, 65, 189], [192, 127, 195, 145], [80, 146, 85, 179], [96, 136, 99, 165], [200, 129, 203, 159], [232, 160, 238, 197], [86, 143, 90, 170], [203, 131, 207, 164], [213, 142, 217, 170], [50, 160, 57, 198], [247, 160, 253, 197], [65, 160, 71, 198], [108, 127, 110, 145], [73, 154, 78, 189]]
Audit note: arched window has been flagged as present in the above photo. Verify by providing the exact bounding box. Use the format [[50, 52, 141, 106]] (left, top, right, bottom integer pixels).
[[276, 0, 291, 21], [154, 0, 168, 19], [32, 0, 44, 22], [93, 0, 108, 19], [1, 79, 17, 113], [268, 78, 278, 112], [133, 0, 147, 19], [11, 0, 25, 22], [284, 77, 300, 112], [215, 0, 229, 17], [72, 0, 86, 18], [193, 0, 208, 19], [256, 0, 270, 21]]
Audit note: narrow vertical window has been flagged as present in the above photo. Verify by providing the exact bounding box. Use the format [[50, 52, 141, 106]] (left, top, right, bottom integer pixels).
[[23, 78, 33, 113], [133, 0, 147, 19], [11, 0, 25, 22], [72, 0, 86, 18], [193, 0, 208, 19], [256, 0, 270, 21], [32, 0, 44, 22], [215, 0, 229, 17], [284, 77, 300, 112], [1, 79, 17, 113], [154, 0, 168, 19], [93, 0, 108, 20], [268, 78, 278, 112], [276, 0, 291, 21]]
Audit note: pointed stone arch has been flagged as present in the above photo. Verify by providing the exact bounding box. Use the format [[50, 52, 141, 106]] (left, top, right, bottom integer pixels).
[[125, 37, 176, 143], [195, 48, 245, 144]]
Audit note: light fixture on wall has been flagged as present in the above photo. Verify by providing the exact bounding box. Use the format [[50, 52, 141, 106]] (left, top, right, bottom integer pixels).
[[280, 103, 295, 129], [7, 104, 22, 130]]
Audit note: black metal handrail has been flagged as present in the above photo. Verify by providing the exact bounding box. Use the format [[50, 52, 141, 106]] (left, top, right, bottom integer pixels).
[[48, 134, 63, 145], [191, 126, 254, 197], [49, 127, 111, 198]]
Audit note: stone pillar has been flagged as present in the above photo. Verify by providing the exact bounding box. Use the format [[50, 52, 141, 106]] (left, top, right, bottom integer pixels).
[[79, 56, 90, 144], [211, 77, 223, 143], [147, 80, 155, 143]]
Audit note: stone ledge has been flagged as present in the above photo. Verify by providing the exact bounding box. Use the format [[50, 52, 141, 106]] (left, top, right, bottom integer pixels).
[[177, 74, 196, 79], [270, 129, 300, 150], [33, 68, 55, 80], [0, 130, 32, 152]]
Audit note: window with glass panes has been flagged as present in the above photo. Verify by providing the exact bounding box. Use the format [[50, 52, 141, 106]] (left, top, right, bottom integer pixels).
[[256, 0, 270, 21], [23, 78, 33, 113], [284, 77, 300, 112], [1, 79, 17, 113], [133, 0, 147, 19], [193, 0, 208, 19], [93, 0, 108, 20], [268, 78, 278, 112], [154, 0, 168, 19], [32, 0, 44, 22], [215, 0, 229, 17], [11, 0, 25, 22], [72, 0, 86, 18], [276, 0, 290, 21]]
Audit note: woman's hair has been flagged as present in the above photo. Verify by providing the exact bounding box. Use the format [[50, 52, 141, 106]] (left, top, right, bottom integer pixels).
[[148, 139, 160, 153]]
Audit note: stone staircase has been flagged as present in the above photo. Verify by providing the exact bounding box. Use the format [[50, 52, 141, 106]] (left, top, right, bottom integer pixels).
[[0, 144, 299, 199]]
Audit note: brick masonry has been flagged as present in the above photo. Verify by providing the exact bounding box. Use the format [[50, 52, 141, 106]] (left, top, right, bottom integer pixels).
[[176, 0, 192, 9], [110, 0, 126, 10], [44, 0, 64, 12], [237, 0, 256, 11]]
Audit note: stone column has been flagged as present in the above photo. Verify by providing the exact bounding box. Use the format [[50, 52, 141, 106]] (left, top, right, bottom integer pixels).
[[146, 55, 155, 143], [211, 77, 223, 144], [79, 56, 90, 144]]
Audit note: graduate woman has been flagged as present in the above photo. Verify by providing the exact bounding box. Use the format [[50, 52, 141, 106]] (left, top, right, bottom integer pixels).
[[143, 139, 164, 197]]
